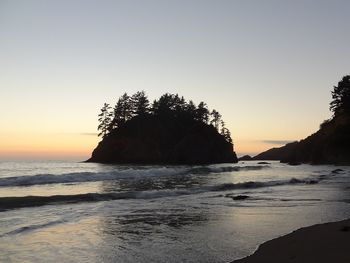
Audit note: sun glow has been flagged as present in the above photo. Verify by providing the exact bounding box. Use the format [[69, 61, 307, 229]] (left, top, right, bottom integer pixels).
[[0, 133, 99, 160]]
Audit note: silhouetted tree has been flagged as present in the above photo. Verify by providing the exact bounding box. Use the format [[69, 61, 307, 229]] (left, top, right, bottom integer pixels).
[[151, 99, 159, 115], [131, 91, 149, 116], [97, 92, 233, 144], [210, 109, 221, 130], [196, 102, 209, 123], [220, 120, 226, 135], [98, 103, 112, 137], [109, 98, 124, 130], [220, 120, 233, 143], [120, 93, 133, 122], [152, 93, 176, 116], [225, 130, 233, 144], [109, 93, 134, 131], [174, 95, 186, 113], [330, 75, 350, 116], [185, 100, 196, 119]]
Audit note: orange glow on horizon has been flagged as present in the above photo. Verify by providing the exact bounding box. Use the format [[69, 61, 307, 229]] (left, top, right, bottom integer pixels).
[[0, 132, 99, 160], [234, 139, 292, 157], [0, 131, 288, 161]]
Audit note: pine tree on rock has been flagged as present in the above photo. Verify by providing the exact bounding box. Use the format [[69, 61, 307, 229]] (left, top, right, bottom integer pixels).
[[330, 75, 350, 116], [196, 102, 209, 123], [131, 91, 149, 116], [110, 98, 124, 131], [220, 120, 233, 144], [120, 93, 133, 123], [98, 103, 112, 138], [210, 109, 222, 130], [97, 92, 232, 144], [152, 93, 175, 116]]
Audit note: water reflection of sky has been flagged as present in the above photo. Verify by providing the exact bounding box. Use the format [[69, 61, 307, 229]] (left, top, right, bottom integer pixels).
[[1, 163, 350, 262]]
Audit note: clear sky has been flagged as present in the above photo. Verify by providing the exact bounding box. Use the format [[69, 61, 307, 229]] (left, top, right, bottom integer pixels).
[[0, 0, 349, 160]]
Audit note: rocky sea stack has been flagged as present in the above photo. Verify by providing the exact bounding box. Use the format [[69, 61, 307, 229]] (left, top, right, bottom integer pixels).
[[87, 92, 237, 164]]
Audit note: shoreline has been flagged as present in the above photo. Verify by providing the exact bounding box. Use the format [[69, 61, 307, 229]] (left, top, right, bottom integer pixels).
[[232, 218, 350, 263]]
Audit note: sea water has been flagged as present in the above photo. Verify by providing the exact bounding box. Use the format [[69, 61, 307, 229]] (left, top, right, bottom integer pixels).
[[0, 161, 349, 262]]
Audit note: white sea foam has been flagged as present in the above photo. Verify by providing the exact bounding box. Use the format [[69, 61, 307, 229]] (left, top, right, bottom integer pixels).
[[0, 165, 268, 187]]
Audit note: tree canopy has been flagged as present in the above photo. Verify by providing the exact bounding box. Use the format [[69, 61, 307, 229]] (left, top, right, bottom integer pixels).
[[97, 91, 233, 144], [97, 103, 112, 138], [330, 75, 350, 116]]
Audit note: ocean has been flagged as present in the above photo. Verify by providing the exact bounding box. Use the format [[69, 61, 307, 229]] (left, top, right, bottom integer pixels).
[[0, 161, 349, 262]]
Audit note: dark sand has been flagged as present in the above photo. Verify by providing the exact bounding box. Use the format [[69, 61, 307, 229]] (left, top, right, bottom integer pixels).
[[233, 219, 350, 263]]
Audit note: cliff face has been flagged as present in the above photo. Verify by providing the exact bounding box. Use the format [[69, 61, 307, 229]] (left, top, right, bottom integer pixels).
[[254, 115, 350, 165], [87, 115, 237, 164], [253, 142, 299, 162]]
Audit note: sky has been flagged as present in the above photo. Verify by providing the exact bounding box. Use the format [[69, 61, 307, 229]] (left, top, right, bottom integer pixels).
[[0, 0, 349, 160]]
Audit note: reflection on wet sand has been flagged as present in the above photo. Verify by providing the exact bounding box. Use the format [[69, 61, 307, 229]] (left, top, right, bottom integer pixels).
[[96, 200, 212, 262]]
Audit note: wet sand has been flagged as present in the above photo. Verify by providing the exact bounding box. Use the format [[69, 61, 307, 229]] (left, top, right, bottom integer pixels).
[[233, 219, 350, 263]]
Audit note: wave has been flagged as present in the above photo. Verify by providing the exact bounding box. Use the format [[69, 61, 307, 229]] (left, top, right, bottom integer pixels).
[[0, 176, 323, 211], [210, 177, 319, 192], [1, 220, 64, 236], [188, 165, 268, 174], [225, 194, 322, 202], [0, 165, 268, 187], [0, 190, 194, 211], [0, 193, 129, 211]]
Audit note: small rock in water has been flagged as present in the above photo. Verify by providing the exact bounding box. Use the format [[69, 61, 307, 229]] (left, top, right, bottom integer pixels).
[[232, 195, 250, 200], [288, 161, 301, 166], [332, 169, 344, 174], [306, 180, 319, 184], [257, 162, 271, 165], [289, 178, 302, 184]]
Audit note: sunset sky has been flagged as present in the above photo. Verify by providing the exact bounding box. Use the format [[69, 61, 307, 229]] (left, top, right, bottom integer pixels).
[[1, 0, 349, 160]]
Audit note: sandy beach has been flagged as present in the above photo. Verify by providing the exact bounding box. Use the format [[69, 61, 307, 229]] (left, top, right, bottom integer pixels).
[[233, 218, 350, 263]]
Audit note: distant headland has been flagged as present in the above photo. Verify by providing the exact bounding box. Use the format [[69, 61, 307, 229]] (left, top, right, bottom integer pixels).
[[253, 75, 350, 165], [87, 92, 238, 164]]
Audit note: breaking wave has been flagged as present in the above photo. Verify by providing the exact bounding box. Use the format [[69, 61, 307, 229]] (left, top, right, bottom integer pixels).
[[0, 176, 323, 211], [0, 165, 268, 187], [0, 191, 193, 211], [211, 177, 320, 192]]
